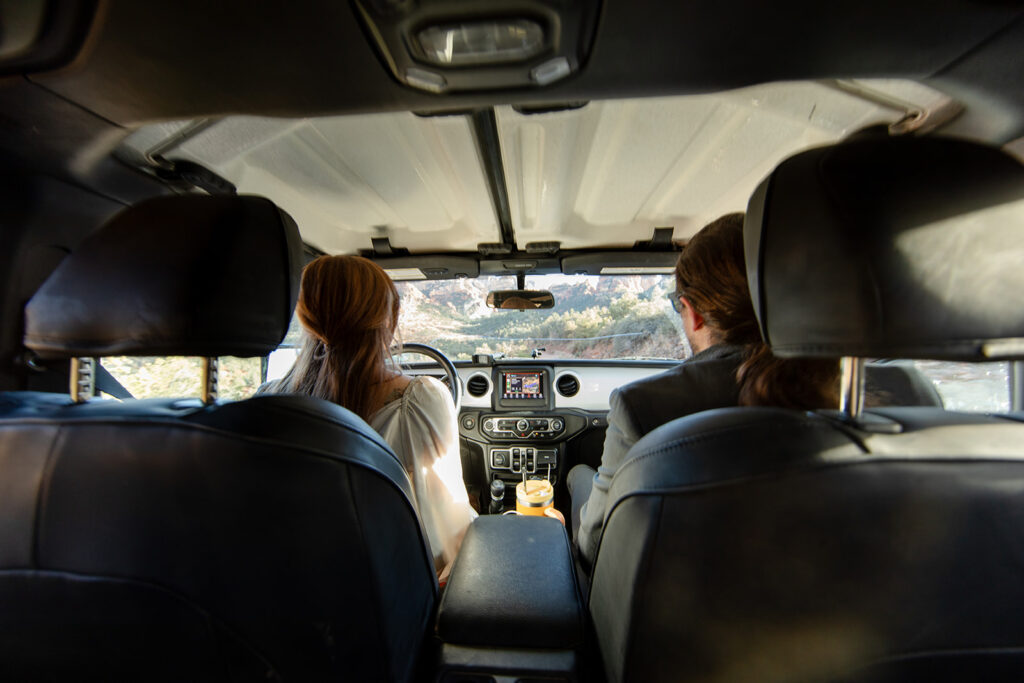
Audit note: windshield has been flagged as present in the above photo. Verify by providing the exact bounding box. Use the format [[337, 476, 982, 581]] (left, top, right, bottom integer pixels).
[[396, 274, 687, 361]]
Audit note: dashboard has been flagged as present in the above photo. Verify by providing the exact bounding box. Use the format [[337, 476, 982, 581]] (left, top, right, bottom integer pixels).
[[401, 355, 954, 512], [412, 359, 678, 511], [457, 362, 672, 412]]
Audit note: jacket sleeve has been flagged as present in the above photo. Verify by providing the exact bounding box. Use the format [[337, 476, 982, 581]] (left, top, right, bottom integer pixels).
[[575, 386, 643, 568]]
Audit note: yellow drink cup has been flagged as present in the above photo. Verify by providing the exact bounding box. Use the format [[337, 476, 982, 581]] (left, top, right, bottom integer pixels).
[[516, 479, 554, 516]]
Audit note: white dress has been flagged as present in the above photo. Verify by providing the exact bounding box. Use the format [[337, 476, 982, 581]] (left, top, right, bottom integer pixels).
[[369, 376, 477, 573]]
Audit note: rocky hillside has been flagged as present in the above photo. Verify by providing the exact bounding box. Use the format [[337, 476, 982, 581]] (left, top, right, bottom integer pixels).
[[396, 275, 686, 360]]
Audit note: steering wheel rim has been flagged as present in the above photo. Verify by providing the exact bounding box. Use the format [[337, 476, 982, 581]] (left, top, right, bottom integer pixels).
[[392, 342, 462, 411]]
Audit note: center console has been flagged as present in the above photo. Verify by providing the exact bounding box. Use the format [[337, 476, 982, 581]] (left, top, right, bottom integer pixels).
[[435, 515, 585, 680], [459, 367, 591, 507], [482, 415, 561, 475], [482, 415, 565, 440]]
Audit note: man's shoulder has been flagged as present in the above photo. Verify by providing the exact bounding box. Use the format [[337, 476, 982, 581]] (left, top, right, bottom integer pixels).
[[614, 345, 746, 434], [618, 346, 745, 398]]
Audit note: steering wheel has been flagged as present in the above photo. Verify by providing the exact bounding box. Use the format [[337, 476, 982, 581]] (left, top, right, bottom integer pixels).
[[392, 342, 462, 412]]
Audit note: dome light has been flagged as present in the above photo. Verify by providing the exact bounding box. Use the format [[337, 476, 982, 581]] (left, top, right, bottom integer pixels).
[[417, 20, 545, 67]]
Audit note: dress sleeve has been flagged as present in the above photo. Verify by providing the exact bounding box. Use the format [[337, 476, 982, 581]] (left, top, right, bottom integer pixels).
[[575, 386, 642, 568], [396, 377, 478, 573]]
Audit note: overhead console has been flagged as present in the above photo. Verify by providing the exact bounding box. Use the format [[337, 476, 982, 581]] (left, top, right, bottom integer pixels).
[[353, 0, 602, 94]]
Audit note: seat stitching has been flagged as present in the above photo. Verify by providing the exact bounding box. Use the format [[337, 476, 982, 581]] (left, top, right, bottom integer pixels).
[[620, 418, 846, 470], [32, 425, 62, 569], [231, 398, 394, 449], [344, 467, 394, 682], [621, 496, 663, 683], [610, 457, 1024, 505], [552, 521, 587, 644], [853, 644, 1024, 667], [0, 418, 426, 566], [0, 568, 282, 679], [0, 415, 413, 492]]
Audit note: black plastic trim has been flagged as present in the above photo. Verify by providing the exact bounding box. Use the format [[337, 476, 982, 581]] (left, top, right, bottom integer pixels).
[[0, 0, 97, 76], [471, 109, 517, 249]]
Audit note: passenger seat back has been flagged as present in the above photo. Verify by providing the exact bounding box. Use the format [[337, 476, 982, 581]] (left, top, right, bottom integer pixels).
[[0, 196, 438, 682]]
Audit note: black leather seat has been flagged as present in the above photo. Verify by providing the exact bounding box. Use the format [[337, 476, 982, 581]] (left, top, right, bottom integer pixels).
[[587, 134, 1024, 682], [0, 196, 437, 682]]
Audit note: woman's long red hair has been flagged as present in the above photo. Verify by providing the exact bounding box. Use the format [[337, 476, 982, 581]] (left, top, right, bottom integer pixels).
[[279, 255, 400, 420]]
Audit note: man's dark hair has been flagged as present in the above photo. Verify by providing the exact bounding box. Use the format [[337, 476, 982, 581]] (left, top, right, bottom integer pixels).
[[676, 213, 839, 409]]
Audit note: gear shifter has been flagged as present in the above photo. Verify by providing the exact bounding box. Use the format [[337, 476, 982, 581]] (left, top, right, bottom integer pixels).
[[489, 478, 506, 514]]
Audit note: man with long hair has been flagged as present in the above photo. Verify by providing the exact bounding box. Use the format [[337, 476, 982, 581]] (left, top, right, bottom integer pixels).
[[568, 213, 840, 569]]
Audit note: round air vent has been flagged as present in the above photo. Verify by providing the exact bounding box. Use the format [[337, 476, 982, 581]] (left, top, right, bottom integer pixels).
[[556, 373, 580, 397], [466, 373, 491, 398]]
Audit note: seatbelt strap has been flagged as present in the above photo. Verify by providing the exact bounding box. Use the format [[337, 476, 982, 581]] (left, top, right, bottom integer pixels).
[[27, 356, 134, 399], [94, 360, 134, 399]]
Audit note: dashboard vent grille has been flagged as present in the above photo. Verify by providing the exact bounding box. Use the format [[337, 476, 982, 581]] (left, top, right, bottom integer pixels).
[[556, 374, 580, 397], [467, 374, 490, 397]]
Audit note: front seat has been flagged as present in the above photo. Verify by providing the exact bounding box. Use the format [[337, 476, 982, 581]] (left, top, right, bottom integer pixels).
[[0, 195, 437, 682], [587, 134, 1024, 682]]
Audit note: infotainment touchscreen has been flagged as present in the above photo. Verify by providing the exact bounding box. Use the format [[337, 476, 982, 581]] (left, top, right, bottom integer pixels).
[[502, 371, 544, 400]]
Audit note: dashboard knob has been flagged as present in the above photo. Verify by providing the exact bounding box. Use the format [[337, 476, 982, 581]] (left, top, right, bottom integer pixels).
[[516, 419, 530, 432], [551, 419, 563, 431], [484, 419, 495, 431]]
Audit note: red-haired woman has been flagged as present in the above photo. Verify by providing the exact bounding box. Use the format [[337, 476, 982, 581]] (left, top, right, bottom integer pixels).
[[269, 255, 476, 576]]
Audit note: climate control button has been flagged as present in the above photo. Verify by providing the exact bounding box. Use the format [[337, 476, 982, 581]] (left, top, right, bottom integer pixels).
[[479, 415, 567, 439]]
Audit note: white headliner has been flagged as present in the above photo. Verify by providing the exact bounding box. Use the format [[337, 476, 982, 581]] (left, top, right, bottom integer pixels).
[[122, 79, 952, 253]]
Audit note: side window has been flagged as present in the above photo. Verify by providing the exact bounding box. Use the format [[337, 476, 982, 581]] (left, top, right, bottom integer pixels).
[[912, 360, 1010, 412], [265, 313, 304, 384], [101, 315, 305, 401], [101, 356, 262, 401]]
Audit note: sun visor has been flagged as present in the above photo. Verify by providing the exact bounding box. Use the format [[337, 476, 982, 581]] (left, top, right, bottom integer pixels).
[[746, 134, 1024, 361], [25, 195, 303, 359], [367, 255, 480, 281], [560, 251, 678, 276]]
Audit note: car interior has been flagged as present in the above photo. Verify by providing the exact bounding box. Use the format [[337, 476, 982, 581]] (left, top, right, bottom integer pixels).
[[1, 1, 1024, 681]]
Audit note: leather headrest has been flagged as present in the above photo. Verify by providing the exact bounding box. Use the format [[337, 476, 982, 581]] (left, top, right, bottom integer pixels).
[[25, 195, 303, 359], [745, 134, 1024, 360]]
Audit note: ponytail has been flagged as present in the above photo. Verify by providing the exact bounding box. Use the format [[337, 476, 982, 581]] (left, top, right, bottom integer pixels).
[[678, 214, 839, 410], [736, 343, 839, 409], [277, 255, 401, 421]]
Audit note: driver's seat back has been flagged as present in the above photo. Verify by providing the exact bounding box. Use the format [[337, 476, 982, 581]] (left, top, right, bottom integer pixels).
[[0, 196, 437, 682]]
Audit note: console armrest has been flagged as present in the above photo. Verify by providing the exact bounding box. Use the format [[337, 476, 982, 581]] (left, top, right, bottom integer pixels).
[[436, 515, 585, 650]]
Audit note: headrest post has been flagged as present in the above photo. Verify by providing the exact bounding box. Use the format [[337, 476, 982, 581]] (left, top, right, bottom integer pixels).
[[70, 357, 95, 403], [201, 357, 219, 406], [839, 357, 865, 419], [1012, 361, 1024, 412]]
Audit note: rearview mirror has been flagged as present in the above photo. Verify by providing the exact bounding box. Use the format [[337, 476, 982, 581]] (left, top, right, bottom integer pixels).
[[486, 290, 555, 310]]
